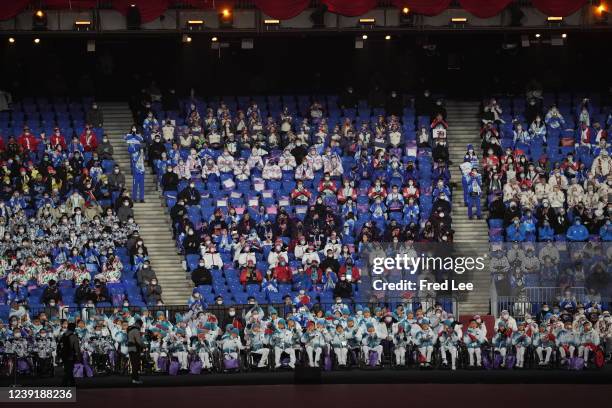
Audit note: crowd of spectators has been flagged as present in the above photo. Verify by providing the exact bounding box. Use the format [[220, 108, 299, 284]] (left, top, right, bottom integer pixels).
[[128, 88, 456, 307], [0, 98, 164, 324], [464, 92, 612, 315]]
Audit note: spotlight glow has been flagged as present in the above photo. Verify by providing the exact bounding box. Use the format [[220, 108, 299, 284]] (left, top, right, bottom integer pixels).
[[8, 37, 15, 44], [385, 35, 391, 40], [34, 38, 40, 44], [362, 34, 368, 40]]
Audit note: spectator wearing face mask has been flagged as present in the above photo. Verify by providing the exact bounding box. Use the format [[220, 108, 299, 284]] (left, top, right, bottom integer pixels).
[[222, 307, 245, 334], [108, 165, 126, 203], [161, 165, 179, 193], [145, 279, 163, 304], [319, 249, 340, 275], [240, 260, 263, 290], [93, 279, 110, 304], [96, 134, 114, 161], [191, 259, 213, 286], [567, 218, 589, 241], [41, 280, 62, 306], [273, 257, 292, 283], [117, 198, 134, 224], [333, 274, 353, 299], [202, 244, 223, 270], [178, 181, 201, 206], [137, 261, 157, 287], [75, 278, 94, 305]]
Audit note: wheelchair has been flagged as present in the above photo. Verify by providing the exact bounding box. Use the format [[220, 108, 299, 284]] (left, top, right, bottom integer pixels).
[[271, 347, 303, 371], [140, 351, 156, 375], [329, 345, 361, 370], [580, 344, 606, 370], [388, 344, 412, 369], [327, 345, 362, 369], [432, 344, 463, 370], [33, 355, 55, 377], [358, 347, 385, 370], [14, 356, 34, 376], [115, 352, 131, 375], [218, 350, 247, 373], [244, 347, 272, 371], [528, 345, 558, 369], [91, 351, 114, 375]]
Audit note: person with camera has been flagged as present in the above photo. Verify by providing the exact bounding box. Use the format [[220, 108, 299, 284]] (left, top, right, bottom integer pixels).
[[127, 319, 145, 384]]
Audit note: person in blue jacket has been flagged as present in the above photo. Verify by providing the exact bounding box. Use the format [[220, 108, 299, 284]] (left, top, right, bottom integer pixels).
[[131, 146, 146, 203], [125, 126, 144, 161], [520, 210, 537, 241], [600, 219, 612, 241], [466, 169, 482, 220], [506, 217, 525, 242], [538, 219, 554, 242], [566, 218, 589, 242]]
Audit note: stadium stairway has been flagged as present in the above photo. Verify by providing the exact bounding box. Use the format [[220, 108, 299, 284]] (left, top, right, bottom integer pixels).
[[99, 102, 192, 305], [446, 100, 491, 316]]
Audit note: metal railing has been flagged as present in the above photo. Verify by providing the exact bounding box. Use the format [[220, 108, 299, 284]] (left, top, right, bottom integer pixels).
[[496, 286, 602, 318]]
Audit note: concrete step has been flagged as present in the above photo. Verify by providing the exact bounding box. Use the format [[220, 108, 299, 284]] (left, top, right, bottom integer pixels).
[[446, 100, 491, 316], [101, 102, 193, 304]]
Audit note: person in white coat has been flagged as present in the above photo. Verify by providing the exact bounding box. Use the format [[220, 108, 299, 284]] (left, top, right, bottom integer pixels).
[[202, 244, 223, 270]]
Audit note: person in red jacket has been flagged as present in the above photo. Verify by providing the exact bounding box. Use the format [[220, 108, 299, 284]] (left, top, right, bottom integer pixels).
[[317, 173, 337, 197], [273, 256, 293, 283], [336, 178, 357, 204], [240, 259, 262, 289], [305, 260, 322, 286], [50, 127, 67, 150], [338, 258, 361, 283], [290, 179, 312, 205], [80, 127, 98, 152], [17, 127, 38, 152]]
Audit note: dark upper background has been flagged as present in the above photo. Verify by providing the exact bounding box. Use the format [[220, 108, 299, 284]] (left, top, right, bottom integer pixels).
[[0, 31, 610, 100]]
